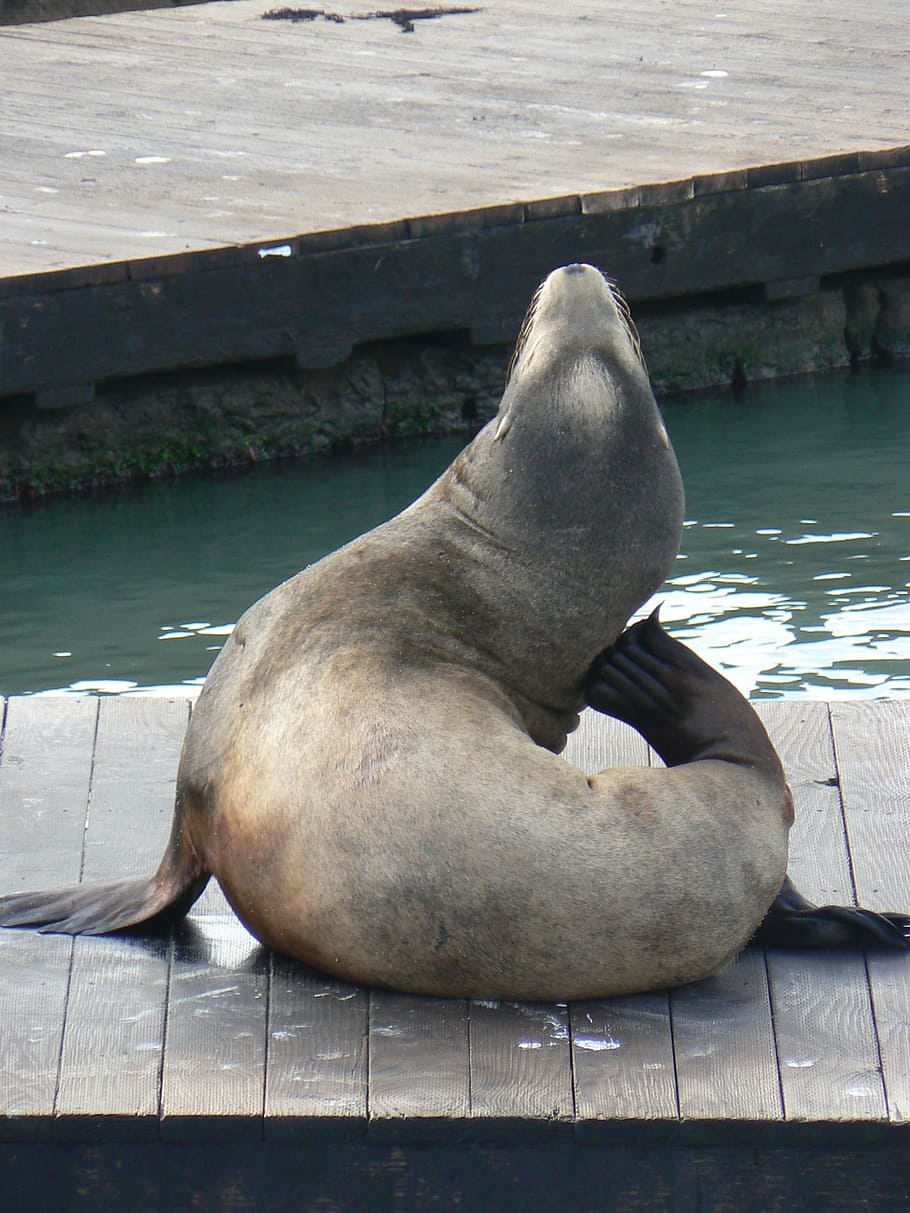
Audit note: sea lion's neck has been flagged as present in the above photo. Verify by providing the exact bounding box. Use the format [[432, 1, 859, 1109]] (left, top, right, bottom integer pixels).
[[418, 362, 683, 725]]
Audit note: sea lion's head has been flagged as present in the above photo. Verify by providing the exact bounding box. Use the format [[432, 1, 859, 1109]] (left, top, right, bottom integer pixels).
[[495, 263, 651, 442]]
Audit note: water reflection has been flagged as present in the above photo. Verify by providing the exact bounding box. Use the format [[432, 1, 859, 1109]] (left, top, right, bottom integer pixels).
[[1, 365, 908, 700], [645, 366, 910, 697]]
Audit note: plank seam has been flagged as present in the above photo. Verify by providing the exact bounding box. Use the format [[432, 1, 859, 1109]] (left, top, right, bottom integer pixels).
[[862, 951, 893, 1124], [666, 986, 683, 1121], [827, 702, 893, 1123], [762, 949, 788, 1121], [156, 928, 176, 1137], [260, 950, 273, 1133], [827, 702, 861, 908], [564, 999, 577, 1125], [365, 988, 373, 1125], [465, 1000, 474, 1118], [77, 698, 102, 884], [52, 696, 100, 1118]]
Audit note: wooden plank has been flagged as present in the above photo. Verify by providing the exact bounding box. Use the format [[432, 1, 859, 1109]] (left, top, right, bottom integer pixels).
[[159, 914, 269, 1140], [563, 708, 649, 775], [159, 699, 267, 1144], [0, 696, 96, 1133], [572, 992, 677, 1130], [671, 949, 782, 1122], [764, 951, 886, 1123], [2, 0, 910, 284], [830, 701, 910, 911], [756, 701, 886, 1123], [755, 702, 854, 902], [367, 990, 469, 1140], [0, 695, 98, 887], [54, 697, 189, 1137], [265, 956, 368, 1141], [830, 701, 910, 1125], [468, 1000, 573, 1132]]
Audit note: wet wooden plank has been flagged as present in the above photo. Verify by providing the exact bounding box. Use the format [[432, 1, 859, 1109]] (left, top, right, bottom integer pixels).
[[756, 701, 886, 1122], [159, 916, 269, 1141], [265, 958, 368, 1141], [160, 674, 268, 1148], [54, 697, 189, 1137], [671, 949, 782, 1122], [0, 696, 97, 1132], [367, 991, 469, 1140], [830, 701, 910, 1125], [468, 1000, 573, 1132], [572, 992, 677, 1131]]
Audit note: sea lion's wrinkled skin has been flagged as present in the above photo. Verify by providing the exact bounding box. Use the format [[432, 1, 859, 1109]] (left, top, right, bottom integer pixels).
[[2, 264, 907, 996]]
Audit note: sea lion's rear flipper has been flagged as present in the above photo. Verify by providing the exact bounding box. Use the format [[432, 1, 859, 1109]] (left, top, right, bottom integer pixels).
[[752, 876, 910, 952], [0, 824, 209, 937]]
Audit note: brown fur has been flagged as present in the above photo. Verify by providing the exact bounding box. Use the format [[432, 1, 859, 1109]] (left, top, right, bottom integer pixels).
[[0, 265, 794, 997], [172, 264, 790, 998]]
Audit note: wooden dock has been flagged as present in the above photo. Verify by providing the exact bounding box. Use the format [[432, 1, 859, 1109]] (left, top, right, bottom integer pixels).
[[2, 0, 910, 408], [1, 694, 908, 1211]]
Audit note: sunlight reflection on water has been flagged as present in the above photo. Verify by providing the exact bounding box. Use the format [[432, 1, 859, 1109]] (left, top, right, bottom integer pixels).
[[4, 365, 909, 701]]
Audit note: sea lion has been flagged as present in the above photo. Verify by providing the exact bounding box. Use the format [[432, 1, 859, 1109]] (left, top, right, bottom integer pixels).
[[1, 263, 907, 998]]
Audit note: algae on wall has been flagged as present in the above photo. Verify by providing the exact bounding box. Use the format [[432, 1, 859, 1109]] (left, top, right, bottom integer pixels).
[[2, 276, 908, 503]]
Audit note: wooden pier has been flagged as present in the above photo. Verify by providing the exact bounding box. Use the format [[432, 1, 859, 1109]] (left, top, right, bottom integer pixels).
[[2, 0, 910, 408], [1, 694, 907, 1210]]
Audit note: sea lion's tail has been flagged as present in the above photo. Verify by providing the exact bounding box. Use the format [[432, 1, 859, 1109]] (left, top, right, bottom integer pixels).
[[0, 824, 209, 936]]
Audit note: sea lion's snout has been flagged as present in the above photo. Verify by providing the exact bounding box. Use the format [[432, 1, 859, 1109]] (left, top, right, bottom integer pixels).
[[510, 264, 644, 385]]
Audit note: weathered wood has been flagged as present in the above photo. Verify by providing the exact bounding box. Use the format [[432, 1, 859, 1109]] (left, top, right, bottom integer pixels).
[[3, 168, 910, 400], [757, 700, 886, 1123], [755, 701, 854, 903], [265, 957, 368, 1140], [2, 0, 910, 403], [54, 697, 188, 1137], [830, 701, 910, 912], [671, 949, 782, 1122], [367, 991, 470, 1139], [565, 710, 679, 1131], [563, 708, 649, 776], [0, 696, 96, 1132], [159, 916, 268, 1140], [3, 0, 909, 283], [0, 695, 97, 888], [830, 701, 910, 1125], [468, 999, 573, 1133], [572, 992, 677, 1131]]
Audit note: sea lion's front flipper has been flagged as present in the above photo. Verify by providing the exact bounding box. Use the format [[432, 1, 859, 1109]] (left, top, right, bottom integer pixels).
[[584, 607, 782, 771], [752, 875, 910, 952]]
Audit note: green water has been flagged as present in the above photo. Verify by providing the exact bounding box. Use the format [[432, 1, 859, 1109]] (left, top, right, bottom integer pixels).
[[2, 365, 908, 700]]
